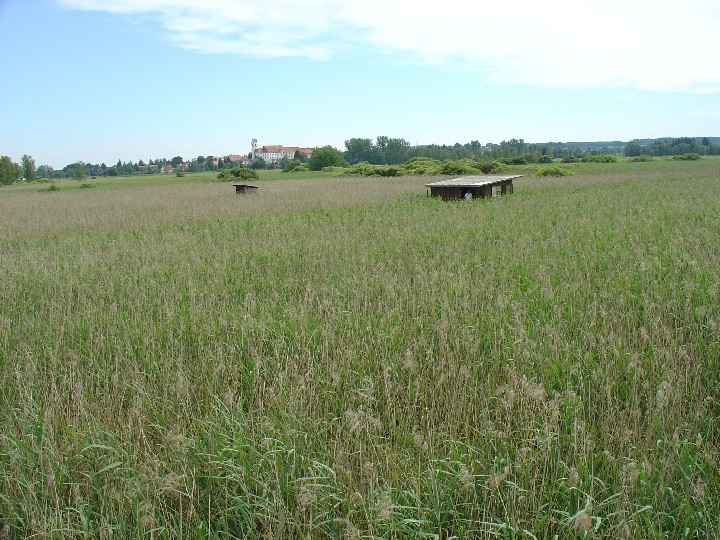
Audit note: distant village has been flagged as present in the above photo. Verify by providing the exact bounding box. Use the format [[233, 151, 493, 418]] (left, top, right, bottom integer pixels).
[[136, 140, 316, 175], [19, 140, 319, 179]]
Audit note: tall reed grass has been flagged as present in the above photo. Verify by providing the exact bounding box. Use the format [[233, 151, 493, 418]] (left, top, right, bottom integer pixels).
[[1, 164, 718, 538]]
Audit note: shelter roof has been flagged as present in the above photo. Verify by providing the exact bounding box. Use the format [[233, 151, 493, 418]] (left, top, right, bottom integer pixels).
[[426, 175, 522, 188]]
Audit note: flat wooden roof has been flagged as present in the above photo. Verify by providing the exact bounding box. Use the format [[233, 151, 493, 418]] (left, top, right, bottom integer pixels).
[[426, 175, 522, 188]]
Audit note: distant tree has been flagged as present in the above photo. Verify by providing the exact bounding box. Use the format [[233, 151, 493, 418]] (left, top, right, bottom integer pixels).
[[623, 141, 643, 157], [383, 137, 410, 164], [171, 156, 184, 167], [250, 157, 266, 170], [283, 159, 304, 172], [21, 155, 37, 182], [488, 139, 527, 159], [0, 156, 21, 185], [344, 138, 376, 164], [73, 161, 87, 181], [375, 136, 390, 152], [308, 146, 346, 170], [37, 164, 55, 179], [294, 150, 310, 163]]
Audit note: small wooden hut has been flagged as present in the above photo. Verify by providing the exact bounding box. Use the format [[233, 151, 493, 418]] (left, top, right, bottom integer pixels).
[[426, 175, 522, 201], [233, 184, 259, 194]]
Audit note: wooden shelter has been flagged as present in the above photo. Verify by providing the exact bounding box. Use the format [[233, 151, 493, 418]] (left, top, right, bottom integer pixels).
[[233, 184, 259, 194], [426, 175, 522, 201]]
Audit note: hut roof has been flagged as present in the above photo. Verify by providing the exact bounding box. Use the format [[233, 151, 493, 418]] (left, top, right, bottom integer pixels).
[[425, 175, 522, 188]]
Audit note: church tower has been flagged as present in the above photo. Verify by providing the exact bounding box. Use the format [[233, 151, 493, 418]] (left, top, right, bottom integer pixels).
[[251, 139, 258, 159]]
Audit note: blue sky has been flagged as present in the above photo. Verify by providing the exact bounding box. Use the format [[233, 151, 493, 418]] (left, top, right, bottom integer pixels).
[[1, 0, 719, 169]]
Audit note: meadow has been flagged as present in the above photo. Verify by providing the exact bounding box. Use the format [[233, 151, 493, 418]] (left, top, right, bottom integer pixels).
[[0, 159, 718, 538]]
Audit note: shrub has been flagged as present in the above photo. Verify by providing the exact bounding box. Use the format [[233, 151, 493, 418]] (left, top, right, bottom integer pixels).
[[374, 166, 403, 177], [398, 158, 511, 176], [401, 157, 442, 176], [536, 166, 574, 177], [175, 171, 186, 177], [38, 183, 60, 192], [217, 167, 260, 182], [476, 160, 509, 174], [672, 153, 701, 160], [283, 159, 303, 172], [499, 155, 528, 165], [79, 182, 98, 189], [581, 154, 618, 163], [343, 162, 374, 176], [439, 159, 478, 175], [629, 155, 654, 162], [592, 154, 618, 163], [342, 163, 403, 177], [561, 156, 581, 163], [538, 155, 553, 163]]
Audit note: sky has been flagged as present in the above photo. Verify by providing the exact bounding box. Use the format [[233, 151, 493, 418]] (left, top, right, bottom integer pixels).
[[1, 0, 719, 169]]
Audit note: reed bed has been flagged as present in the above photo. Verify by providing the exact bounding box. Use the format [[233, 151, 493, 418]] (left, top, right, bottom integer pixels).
[[0, 163, 718, 538]]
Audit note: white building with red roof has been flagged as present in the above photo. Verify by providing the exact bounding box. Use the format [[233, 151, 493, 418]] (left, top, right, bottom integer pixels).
[[251, 139, 314, 163]]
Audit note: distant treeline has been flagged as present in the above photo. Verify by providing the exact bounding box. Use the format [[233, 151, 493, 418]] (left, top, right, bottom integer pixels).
[[623, 137, 720, 157], [342, 137, 627, 166], [0, 155, 242, 182], [343, 136, 720, 165], [2, 136, 719, 184]]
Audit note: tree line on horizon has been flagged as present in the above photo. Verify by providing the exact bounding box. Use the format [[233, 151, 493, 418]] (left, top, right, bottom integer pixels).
[[623, 137, 720, 157], [2, 136, 719, 185]]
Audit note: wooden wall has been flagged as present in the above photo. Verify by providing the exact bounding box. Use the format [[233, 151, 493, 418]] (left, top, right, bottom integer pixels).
[[429, 180, 513, 201]]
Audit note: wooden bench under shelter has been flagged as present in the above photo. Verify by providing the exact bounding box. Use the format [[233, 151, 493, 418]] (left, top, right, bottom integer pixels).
[[426, 175, 522, 200], [233, 184, 259, 194]]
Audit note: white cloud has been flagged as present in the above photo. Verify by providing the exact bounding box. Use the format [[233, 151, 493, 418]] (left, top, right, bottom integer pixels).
[[58, 0, 720, 92]]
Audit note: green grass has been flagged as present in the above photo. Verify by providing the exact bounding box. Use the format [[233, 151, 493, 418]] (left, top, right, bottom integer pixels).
[[0, 161, 718, 538], [0, 169, 341, 196]]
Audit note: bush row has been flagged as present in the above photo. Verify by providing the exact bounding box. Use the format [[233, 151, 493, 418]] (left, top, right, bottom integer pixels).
[[562, 154, 618, 163], [342, 157, 510, 177]]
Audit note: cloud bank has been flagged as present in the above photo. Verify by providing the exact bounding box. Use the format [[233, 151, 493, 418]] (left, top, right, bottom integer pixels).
[[59, 0, 720, 92]]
